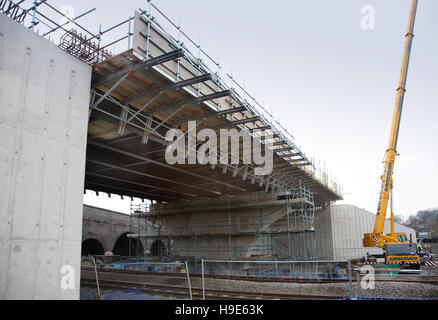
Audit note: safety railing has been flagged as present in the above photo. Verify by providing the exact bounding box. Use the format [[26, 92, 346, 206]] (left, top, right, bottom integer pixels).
[[81, 254, 438, 300], [200, 259, 353, 300], [81, 256, 193, 300], [0, 0, 134, 64]]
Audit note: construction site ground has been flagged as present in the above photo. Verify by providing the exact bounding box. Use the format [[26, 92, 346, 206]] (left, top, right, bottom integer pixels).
[[80, 265, 438, 300]]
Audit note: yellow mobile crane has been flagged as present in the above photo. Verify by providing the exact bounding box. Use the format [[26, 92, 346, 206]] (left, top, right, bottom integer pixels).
[[362, 0, 420, 270]]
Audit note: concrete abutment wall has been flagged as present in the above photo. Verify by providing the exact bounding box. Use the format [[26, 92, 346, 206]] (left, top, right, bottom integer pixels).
[[0, 15, 91, 299]]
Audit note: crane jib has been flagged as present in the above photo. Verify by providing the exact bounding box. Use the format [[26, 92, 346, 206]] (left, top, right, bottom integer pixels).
[[376, 161, 393, 216], [384, 162, 393, 192], [366, 0, 418, 243], [376, 173, 386, 215]]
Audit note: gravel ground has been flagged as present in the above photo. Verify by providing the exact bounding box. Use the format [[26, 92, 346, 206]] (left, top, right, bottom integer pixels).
[[202, 278, 438, 299], [81, 266, 438, 300]]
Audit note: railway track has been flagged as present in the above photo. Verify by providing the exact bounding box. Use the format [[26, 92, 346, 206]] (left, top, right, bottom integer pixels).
[[81, 266, 438, 285], [81, 278, 344, 300]]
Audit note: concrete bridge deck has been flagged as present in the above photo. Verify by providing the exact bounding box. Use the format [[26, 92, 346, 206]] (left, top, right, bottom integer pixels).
[[86, 10, 342, 208]]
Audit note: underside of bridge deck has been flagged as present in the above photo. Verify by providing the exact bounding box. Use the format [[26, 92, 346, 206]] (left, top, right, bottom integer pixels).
[[86, 45, 341, 207]]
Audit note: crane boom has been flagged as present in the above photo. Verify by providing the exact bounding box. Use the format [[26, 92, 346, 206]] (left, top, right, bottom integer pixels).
[[363, 0, 418, 247]]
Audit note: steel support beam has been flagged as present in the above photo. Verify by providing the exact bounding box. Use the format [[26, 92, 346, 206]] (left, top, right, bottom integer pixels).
[[172, 106, 248, 127], [283, 153, 303, 158], [86, 159, 220, 195], [231, 116, 261, 125], [292, 163, 309, 167], [216, 106, 247, 116], [274, 147, 293, 153], [147, 90, 230, 116], [86, 171, 197, 197], [260, 134, 279, 140], [90, 105, 167, 145], [85, 181, 171, 200], [92, 49, 184, 88], [122, 73, 212, 105], [248, 126, 271, 132], [87, 141, 247, 192], [272, 141, 286, 146], [89, 73, 130, 119]]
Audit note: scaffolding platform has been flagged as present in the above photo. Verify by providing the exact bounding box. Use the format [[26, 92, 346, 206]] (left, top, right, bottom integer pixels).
[[128, 186, 318, 260]]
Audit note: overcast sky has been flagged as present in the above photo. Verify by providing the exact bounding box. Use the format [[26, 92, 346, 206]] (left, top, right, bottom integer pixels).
[[40, 0, 437, 217]]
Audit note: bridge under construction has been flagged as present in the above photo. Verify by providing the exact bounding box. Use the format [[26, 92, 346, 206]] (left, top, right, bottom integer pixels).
[[0, 0, 343, 299]]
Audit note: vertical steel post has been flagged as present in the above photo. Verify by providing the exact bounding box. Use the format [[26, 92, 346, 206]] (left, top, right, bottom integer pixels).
[[194, 234, 197, 265], [286, 191, 292, 259], [137, 201, 141, 258], [185, 261, 193, 300], [201, 259, 205, 300], [98, 24, 102, 59], [348, 259, 353, 299], [146, 1, 152, 59], [92, 256, 101, 296], [255, 190, 261, 271], [356, 272, 360, 300], [197, 36, 201, 97], [176, 16, 181, 82], [31, 0, 37, 31], [88, 92, 96, 121], [228, 198, 231, 264], [128, 206, 132, 259], [127, 17, 132, 49]]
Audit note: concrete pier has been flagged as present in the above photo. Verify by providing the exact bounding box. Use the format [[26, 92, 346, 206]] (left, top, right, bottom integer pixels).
[[0, 15, 91, 299]]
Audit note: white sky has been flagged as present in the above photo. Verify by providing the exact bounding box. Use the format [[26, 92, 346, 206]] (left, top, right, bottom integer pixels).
[[67, 0, 438, 217]]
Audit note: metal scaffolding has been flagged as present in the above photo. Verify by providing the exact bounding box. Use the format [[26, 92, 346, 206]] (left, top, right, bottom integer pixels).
[[128, 184, 318, 265], [3, 0, 341, 265]]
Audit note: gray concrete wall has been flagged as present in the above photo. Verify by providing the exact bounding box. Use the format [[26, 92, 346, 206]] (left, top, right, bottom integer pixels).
[[142, 193, 314, 259], [271, 208, 332, 260], [313, 207, 335, 259], [0, 16, 91, 299], [148, 199, 284, 259], [97, 200, 420, 262]]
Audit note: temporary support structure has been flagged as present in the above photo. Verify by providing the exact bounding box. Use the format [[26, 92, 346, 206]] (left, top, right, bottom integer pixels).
[[128, 184, 318, 265]]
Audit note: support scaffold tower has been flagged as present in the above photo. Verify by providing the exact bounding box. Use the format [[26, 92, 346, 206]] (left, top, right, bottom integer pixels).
[[128, 184, 318, 263]]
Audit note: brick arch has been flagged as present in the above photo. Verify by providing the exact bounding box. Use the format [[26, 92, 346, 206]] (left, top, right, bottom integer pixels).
[[112, 232, 144, 257], [81, 238, 105, 256], [82, 232, 110, 253], [150, 239, 166, 257]]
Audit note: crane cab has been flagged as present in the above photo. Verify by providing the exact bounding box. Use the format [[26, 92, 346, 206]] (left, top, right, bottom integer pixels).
[[384, 243, 420, 270]]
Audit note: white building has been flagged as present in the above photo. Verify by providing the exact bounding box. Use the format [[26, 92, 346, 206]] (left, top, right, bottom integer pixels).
[[313, 204, 417, 260]]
